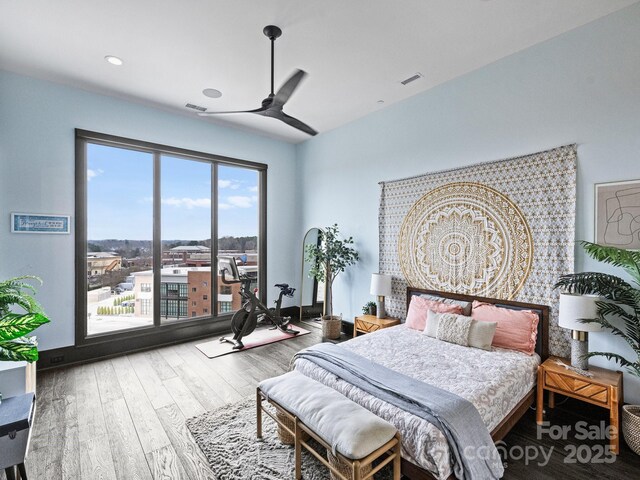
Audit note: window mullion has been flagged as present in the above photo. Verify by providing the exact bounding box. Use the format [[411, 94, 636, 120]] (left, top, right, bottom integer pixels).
[[153, 151, 161, 326], [211, 163, 218, 317]]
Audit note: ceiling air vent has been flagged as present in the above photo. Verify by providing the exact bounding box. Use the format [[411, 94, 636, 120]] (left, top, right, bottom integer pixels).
[[185, 103, 207, 112], [400, 73, 423, 85]]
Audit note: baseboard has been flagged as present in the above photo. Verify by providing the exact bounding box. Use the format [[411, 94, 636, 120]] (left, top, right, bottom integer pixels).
[[37, 317, 232, 370]]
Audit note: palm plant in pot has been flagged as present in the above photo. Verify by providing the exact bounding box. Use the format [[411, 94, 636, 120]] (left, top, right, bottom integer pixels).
[[555, 242, 640, 454], [0, 276, 50, 403], [305, 224, 359, 340]]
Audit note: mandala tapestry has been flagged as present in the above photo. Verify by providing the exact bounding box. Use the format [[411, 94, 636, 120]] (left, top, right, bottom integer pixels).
[[379, 145, 577, 357]]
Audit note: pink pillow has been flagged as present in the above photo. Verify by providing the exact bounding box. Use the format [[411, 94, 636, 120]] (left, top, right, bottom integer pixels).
[[406, 296, 463, 331], [471, 300, 539, 355]]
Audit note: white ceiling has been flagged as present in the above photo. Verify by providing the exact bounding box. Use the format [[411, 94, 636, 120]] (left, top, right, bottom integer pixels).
[[1, 0, 638, 143]]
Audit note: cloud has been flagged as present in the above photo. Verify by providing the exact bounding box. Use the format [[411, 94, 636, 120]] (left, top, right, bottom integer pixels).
[[161, 197, 211, 209], [248, 186, 259, 193], [87, 168, 104, 181], [219, 195, 257, 210], [219, 179, 240, 190]]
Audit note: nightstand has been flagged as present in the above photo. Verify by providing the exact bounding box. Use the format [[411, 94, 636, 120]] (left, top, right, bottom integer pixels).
[[353, 315, 400, 337], [536, 356, 623, 454]]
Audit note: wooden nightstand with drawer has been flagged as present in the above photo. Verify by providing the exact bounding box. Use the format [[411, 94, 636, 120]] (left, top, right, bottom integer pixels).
[[353, 315, 400, 337], [536, 356, 623, 454]]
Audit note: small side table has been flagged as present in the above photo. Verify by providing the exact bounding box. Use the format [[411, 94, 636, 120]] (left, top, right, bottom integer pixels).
[[353, 315, 400, 337], [536, 356, 623, 454]]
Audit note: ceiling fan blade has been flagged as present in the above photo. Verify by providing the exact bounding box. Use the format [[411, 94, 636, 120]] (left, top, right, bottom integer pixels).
[[276, 111, 318, 136], [198, 107, 266, 116], [271, 70, 306, 109]]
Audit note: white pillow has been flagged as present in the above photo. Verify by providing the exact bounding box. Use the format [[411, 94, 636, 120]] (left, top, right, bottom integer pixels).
[[424, 310, 497, 351]]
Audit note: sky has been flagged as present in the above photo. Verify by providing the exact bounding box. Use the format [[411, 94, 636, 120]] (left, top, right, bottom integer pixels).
[[87, 143, 259, 240]]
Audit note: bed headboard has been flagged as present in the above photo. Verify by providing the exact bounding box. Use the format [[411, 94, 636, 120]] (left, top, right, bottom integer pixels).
[[406, 287, 550, 360]]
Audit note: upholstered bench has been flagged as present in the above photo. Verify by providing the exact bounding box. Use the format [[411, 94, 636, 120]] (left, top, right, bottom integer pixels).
[[257, 371, 401, 480]]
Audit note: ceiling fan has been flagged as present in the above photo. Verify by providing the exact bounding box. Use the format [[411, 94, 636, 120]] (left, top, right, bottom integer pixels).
[[198, 25, 318, 136]]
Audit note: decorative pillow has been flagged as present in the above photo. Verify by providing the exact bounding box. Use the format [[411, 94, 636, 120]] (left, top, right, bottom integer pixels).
[[471, 301, 539, 355], [468, 320, 498, 351], [425, 310, 497, 350], [436, 313, 472, 346], [405, 295, 463, 331], [419, 293, 472, 316]]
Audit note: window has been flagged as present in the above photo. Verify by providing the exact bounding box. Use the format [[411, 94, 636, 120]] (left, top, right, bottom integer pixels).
[[140, 299, 152, 316], [217, 165, 259, 313], [203, 308, 208, 314], [220, 286, 232, 295], [192, 311, 196, 317], [76, 130, 265, 347], [192, 301, 196, 306]]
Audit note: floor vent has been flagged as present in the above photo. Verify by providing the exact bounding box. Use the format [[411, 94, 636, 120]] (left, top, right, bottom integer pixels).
[[185, 103, 207, 112], [400, 73, 423, 85]]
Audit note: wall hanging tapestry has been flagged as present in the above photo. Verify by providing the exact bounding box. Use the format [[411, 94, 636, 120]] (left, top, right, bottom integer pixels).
[[379, 145, 577, 357]]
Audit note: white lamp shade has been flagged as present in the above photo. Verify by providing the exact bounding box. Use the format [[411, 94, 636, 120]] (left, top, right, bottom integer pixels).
[[370, 273, 392, 296], [558, 293, 604, 332]]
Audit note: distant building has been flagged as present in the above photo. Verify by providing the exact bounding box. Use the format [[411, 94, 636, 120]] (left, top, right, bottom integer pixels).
[[87, 252, 122, 276], [131, 264, 248, 319], [162, 245, 211, 266]]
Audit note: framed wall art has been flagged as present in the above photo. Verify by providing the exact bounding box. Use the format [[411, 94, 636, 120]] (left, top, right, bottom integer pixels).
[[595, 179, 640, 249], [11, 213, 71, 234]]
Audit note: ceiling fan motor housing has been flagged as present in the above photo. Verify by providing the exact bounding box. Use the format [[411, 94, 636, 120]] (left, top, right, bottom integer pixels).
[[263, 25, 282, 40]]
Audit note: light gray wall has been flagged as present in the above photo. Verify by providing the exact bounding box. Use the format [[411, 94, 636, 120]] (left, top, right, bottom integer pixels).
[[0, 70, 299, 351], [296, 4, 640, 402]]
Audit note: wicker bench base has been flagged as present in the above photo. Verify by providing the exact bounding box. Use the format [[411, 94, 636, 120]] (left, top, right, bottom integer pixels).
[[257, 388, 401, 480]]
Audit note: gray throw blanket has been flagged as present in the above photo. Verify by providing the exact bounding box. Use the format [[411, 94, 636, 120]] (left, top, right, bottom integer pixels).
[[294, 343, 504, 480]]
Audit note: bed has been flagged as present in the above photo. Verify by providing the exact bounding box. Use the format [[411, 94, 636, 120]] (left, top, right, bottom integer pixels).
[[293, 287, 549, 480]]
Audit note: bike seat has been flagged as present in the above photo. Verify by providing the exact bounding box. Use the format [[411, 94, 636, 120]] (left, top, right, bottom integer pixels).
[[274, 283, 289, 289]]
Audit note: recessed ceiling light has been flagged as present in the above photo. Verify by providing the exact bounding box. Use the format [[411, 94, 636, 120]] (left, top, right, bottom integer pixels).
[[203, 88, 222, 99], [377, 100, 385, 104], [104, 55, 123, 66]]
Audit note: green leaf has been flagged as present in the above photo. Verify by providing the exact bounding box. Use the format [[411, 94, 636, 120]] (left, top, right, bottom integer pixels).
[[0, 336, 39, 362], [581, 242, 640, 286], [584, 351, 640, 377], [0, 312, 50, 342]]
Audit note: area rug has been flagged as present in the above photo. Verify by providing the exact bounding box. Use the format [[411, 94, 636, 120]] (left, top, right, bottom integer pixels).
[[195, 325, 310, 358], [185, 398, 394, 480]]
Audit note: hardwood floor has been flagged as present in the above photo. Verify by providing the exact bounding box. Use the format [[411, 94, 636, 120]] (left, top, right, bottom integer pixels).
[[4, 323, 640, 479]]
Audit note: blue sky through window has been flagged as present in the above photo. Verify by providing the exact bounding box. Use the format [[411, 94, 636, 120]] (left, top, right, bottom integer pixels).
[[87, 143, 258, 240]]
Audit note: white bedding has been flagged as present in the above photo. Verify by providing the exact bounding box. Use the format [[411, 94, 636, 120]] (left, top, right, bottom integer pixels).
[[294, 324, 540, 479]]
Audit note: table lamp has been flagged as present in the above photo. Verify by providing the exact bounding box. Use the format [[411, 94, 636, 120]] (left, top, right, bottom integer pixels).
[[370, 273, 392, 319], [558, 293, 603, 370]]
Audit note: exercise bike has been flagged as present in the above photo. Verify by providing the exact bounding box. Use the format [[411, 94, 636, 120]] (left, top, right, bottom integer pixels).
[[218, 256, 299, 350]]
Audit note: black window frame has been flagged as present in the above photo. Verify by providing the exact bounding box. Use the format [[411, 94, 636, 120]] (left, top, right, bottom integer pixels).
[[75, 129, 267, 349]]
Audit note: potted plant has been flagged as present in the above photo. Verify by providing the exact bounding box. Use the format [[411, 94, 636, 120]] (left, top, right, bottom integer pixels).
[[362, 301, 377, 316], [305, 224, 359, 339], [555, 242, 640, 454], [0, 276, 50, 402]]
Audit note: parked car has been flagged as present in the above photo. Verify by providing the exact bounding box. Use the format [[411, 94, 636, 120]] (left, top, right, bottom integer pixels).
[[111, 287, 123, 295]]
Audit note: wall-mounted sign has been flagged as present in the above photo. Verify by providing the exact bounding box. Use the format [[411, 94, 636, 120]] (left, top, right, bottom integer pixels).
[[11, 213, 71, 234]]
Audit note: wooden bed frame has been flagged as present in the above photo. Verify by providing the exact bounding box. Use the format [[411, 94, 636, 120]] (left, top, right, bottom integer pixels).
[[401, 287, 550, 480]]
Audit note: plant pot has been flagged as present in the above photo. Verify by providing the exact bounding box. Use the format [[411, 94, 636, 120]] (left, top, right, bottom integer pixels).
[[623, 405, 640, 455], [322, 315, 342, 340], [367, 306, 376, 316]]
